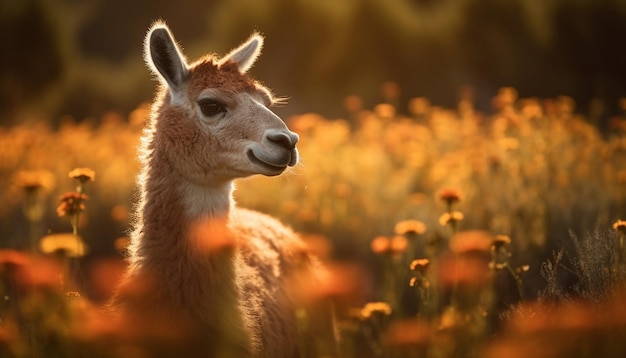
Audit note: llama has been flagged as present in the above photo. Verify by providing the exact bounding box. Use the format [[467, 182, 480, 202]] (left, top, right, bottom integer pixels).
[[108, 22, 328, 357]]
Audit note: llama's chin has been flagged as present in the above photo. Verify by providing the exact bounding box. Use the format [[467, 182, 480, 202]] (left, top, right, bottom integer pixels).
[[246, 149, 289, 176]]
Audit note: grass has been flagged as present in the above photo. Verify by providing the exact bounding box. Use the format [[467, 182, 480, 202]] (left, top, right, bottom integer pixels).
[[1, 86, 626, 356]]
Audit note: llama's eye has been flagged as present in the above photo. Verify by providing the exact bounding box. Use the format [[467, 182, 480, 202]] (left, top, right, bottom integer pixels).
[[197, 99, 227, 117]]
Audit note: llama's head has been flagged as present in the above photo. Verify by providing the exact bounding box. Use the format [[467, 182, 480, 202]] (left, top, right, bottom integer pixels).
[[145, 22, 298, 184]]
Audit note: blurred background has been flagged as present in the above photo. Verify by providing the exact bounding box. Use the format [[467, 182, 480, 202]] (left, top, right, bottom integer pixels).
[[2, 0, 626, 306], [3, 2, 626, 355], [2, 0, 626, 126]]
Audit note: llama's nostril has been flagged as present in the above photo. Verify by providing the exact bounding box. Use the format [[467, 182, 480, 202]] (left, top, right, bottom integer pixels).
[[267, 131, 298, 149]]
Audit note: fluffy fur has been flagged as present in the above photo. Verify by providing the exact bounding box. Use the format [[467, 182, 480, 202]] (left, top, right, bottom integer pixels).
[[108, 21, 322, 357]]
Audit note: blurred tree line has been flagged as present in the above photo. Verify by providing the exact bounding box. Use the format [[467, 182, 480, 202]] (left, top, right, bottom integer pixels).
[[1, 0, 626, 125]]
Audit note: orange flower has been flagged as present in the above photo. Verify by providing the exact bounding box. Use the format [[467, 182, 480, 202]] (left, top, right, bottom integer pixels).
[[394, 220, 426, 236], [492, 235, 512, 249], [57, 192, 87, 217], [371, 235, 409, 255], [438, 211, 464, 226], [409, 258, 430, 272], [0, 250, 62, 292], [390, 235, 409, 254], [371, 236, 391, 255], [360, 301, 392, 319], [438, 188, 462, 206], [449, 230, 493, 255], [13, 170, 55, 192], [68, 167, 96, 182], [439, 254, 491, 288], [613, 219, 626, 234], [287, 263, 366, 307]]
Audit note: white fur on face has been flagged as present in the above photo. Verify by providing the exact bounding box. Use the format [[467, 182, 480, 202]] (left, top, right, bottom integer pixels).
[[157, 89, 298, 186]]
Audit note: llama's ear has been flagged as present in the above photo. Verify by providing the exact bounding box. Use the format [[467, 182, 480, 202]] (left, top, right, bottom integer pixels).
[[220, 32, 264, 73], [145, 22, 189, 90]]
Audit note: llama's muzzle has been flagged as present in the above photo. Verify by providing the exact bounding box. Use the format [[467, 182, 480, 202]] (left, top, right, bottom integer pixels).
[[247, 129, 299, 174]]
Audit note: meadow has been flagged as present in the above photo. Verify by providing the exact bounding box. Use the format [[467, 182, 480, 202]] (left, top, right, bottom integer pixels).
[[1, 86, 626, 357]]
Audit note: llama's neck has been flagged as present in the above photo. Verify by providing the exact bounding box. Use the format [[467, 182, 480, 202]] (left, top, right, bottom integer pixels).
[[122, 149, 250, 351], [129, 148, 235, 268]]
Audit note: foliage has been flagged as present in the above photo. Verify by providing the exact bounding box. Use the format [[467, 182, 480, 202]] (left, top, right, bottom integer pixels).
[[2, 89, 626, 356]]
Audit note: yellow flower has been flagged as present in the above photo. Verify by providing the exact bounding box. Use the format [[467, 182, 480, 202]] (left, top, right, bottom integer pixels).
[[68, 167, 96, 182], [40, 233, 87, 257], [492, 235, 512, 249], [360, 302, 392, 319], [613, 220, 626, 234], [374, 103, 396, 118], [394, 220, 426, 236], [409, 276, 430, 289], [13, 170, 55, 192], [409, 258, 430, 271], [438, 211, 464, 226]]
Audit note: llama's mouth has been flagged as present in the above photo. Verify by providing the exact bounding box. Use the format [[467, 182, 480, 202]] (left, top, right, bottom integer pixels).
[[247, 149, 288, 175]]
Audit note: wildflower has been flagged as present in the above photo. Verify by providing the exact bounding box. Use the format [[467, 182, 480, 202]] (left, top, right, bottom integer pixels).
[[13, 170, 55, 192], [343, 95, 363, 113], [40, 233, 87, 257], [0, 250, 62, 292], [408, 97, 430, 117], [438, 188, 462, 207], [490, 236, 512, 270], [409, 260, 431, 290], [494, 87, 518, 108], [438, 211, 464, 227], [56, 192, 87, 217], [360, 301, 392, 319], [390, 235, 409, 254], [371, 236, 391, 255], [409, 258, 430, 272], [394, 220, 426, 236], [374, 103, 396, 118], [288, 263, 366, 306], [371, 235, 408, 257], [439, 255, 491, 289], [492, 235, 512, 249], [614, 220, 626, 252], [449, 230, 492, 255], [613, 219, 626, 234], [409, 275, 431, 289], [68, 167, 96, 183], [439, 306, 469, 330], [14, 170, 55, 226]]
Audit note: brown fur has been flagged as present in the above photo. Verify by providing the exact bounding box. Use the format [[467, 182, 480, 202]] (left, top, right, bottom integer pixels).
[[107, 23, 324, 358]]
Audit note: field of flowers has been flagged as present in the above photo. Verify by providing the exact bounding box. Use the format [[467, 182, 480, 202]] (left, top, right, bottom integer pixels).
[[1, 86, 626, 356]]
